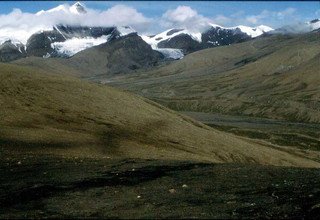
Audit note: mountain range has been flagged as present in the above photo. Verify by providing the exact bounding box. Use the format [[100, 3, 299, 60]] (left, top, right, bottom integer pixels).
[[13, 28, 320, 125], [4, 2, 319, 63], [142, 24, 273, 57]]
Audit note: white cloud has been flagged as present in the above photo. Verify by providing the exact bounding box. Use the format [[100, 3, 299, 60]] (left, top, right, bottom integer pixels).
[[0, 3, 152, 44], [213, 7, 298, 27], [160, 6, 212, 32], [245, 10, 270, 25], [86, 5, 151, 28], [164, 6, 198, 22], [244, 8, 297, 25], [212, 15, 232, 26], [276, 7, 296, 19], [211, 11, 246, 27]]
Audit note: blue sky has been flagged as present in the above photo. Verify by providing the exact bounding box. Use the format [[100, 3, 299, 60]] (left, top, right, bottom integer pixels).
[[0, 1, 319, 33], [88, 1, 319, 21]]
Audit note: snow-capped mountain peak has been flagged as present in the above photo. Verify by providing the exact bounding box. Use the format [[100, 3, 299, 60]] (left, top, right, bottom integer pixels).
[[206, 23, 273, 38], [230, 25, 274, 37], [141, 23, 273, 52], [36, 5, 67, 15], [255, 25, 274, 32], [69, 2, 87, 14], [209, 23, 223, 29], [272, 18, 320, 34], [117, 26, 136, 37], [36, 2, 87, 15], [6, 39, 24, 47], [0, 38, 23, 47], [308, 18, 320, 30], [141, 28, 202, 49]]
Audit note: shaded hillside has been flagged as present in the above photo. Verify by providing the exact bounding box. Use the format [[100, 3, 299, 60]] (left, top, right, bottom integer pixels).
[[0, 63, 318, 167], [21, 25, 140, 59], [0, 40, 26, 62], [69, 33, 164, 76], [26, 30, 65, 57], [108, 32, 320, 123], [14, 34, 165, 77]]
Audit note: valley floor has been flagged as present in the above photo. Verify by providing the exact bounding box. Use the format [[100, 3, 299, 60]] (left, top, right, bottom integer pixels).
[[181, 111, 320, 152], [1, 149, 320, 219]]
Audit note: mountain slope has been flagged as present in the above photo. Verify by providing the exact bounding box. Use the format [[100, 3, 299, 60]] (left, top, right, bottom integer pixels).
[[108, 32, 320, 123], [24, 25, 135, 58], [141, 24, 273, 54], [14, 33, 165, 77], [0, 40, 26, 62], [68, 33, 164, 76], [1, 62, 318, 167]]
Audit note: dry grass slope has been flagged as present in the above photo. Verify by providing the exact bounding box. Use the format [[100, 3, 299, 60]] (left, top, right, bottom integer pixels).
[[109, 33, 320, 123], [0, 62, 319, 167]]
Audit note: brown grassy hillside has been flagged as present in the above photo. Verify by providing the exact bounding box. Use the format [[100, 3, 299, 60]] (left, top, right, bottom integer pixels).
[[108, 33, 320, 123], [0, 63, 319, 167]]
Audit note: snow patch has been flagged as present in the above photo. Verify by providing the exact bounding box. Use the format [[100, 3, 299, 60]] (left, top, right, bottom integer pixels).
[[155, 48, 184, 60], [141, 34, 184, 60], [230, 25, 274, 37], [141, 28, 202, 48], [43, 53, 51, 58], [207, 40, 219, 46], [51, 35, 110, 56]]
